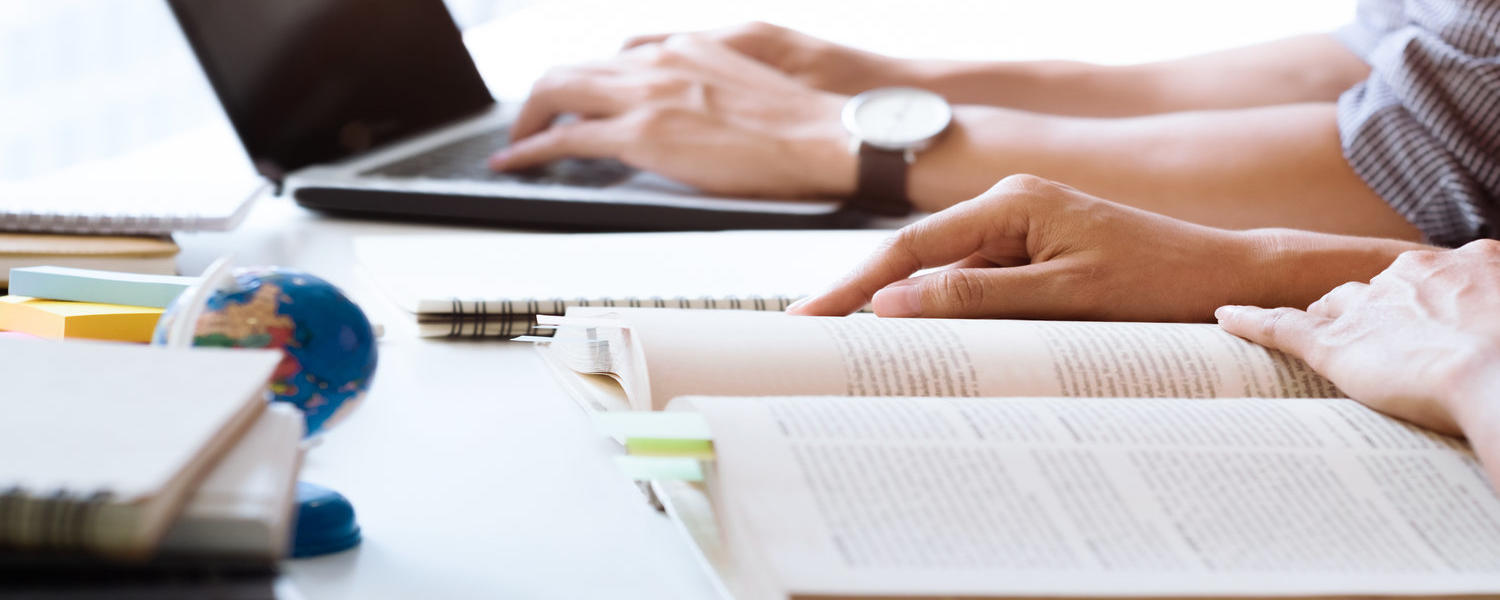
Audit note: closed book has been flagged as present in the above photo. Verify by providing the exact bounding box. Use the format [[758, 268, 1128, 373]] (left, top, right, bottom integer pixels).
[[0, 338, 282, 560], [158, 403, 305, 561], [0, 233, 178, 287]]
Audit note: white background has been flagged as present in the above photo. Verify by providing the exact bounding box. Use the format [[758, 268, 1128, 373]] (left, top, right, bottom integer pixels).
[[6, 2, 1356, 598]]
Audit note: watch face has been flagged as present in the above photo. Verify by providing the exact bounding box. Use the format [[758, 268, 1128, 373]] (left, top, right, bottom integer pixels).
[[842, 87, 952, 150]]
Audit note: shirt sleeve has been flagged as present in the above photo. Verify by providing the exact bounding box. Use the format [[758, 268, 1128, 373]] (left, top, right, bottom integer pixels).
[[1334, 0, 1500, 247]]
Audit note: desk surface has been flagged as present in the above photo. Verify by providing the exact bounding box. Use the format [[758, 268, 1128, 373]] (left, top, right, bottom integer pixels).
[[112, 2, 1352, 597]]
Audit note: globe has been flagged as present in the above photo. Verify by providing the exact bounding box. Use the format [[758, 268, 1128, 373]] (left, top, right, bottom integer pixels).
[[153, 267, 378, 437]]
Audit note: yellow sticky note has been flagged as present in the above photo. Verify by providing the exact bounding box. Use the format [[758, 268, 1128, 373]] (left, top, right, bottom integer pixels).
[[0, 296, 163, 343]]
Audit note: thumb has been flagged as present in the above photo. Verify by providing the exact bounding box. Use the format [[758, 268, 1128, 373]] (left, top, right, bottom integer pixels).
[[871, 263, 1079, 319]]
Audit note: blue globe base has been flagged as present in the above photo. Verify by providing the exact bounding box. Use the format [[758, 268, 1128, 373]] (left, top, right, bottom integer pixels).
[[290, 481, 362, 558]]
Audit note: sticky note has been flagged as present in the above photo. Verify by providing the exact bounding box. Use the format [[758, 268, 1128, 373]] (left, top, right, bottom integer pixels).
[[8, 266, 193, 309], [0, 296, 163, 343], [614, 456, 704, 482], [625, 438, 715, 459]]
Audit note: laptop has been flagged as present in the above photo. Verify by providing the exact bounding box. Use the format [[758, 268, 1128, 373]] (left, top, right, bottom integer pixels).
[[164, 0, 858, 230]]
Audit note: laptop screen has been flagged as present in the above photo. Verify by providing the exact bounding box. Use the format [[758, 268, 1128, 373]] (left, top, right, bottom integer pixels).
[[166, 0, 494, 181]]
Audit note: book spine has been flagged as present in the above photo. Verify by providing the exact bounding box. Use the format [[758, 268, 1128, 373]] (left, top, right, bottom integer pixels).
[[417, 296, 799, 339]]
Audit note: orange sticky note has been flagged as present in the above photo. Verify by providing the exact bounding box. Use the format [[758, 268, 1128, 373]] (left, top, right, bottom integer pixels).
[[0, 296, 163, 343]]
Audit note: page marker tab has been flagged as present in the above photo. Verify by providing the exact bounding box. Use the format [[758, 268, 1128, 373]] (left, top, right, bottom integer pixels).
[[594, 412, 712, 442], [614, 456, 704, 482], [8, 266, 194, 309], [625, 437, 715, 459]]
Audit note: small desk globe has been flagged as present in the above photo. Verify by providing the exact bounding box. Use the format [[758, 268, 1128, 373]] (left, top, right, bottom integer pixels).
[[152, 267, 378, 437]]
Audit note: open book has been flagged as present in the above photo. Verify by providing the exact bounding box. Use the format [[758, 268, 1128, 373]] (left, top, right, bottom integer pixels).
[[653, 395, 1500, 599], [532, 308, 1341, 412]]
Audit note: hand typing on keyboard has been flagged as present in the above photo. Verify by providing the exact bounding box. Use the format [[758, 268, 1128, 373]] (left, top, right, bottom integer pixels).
[[363, 126, 634, 188], [488, 33, 856, 201]]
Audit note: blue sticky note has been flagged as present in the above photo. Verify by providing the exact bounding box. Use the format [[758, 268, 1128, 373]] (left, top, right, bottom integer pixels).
[[8, 266, 193, 308]]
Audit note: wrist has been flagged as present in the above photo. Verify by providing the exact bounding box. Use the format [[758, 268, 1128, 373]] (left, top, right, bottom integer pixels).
[[1236, 228, 1429, 308], [1441, 346, 1500, 436], [808, 92, 858, 198]]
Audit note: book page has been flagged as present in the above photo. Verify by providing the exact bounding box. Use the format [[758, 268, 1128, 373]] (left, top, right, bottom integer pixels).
[[687, 395, 1500, 598], [571, 309, 1339, 410]]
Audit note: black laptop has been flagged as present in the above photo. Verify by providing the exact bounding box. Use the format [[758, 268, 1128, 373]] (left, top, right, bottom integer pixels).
[[165, 0, 856, 230]]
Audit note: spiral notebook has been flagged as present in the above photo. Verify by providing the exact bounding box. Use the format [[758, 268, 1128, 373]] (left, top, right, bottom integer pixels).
[[0, 179, 264, 236], [353, 230, 893, 339], [0, 338, 282, 560]]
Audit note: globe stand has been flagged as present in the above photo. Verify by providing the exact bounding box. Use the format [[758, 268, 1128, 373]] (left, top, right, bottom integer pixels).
[[290, 482, 362, 558]]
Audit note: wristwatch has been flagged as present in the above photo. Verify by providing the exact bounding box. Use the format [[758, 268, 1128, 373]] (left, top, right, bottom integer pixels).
[[840, 87, 952, 216]]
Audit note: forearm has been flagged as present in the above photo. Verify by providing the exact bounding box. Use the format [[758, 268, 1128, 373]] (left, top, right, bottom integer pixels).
[[908, 102, 1422, 240], [889, 34, 1368, 117], [1236, 228, 1431, 309]]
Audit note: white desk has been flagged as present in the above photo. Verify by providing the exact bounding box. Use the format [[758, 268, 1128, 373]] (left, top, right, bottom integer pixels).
[[121, 2, 1356, 597]]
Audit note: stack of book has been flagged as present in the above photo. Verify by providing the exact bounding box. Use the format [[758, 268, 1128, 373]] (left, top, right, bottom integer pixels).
[[0, 233, 178, 288], [1, 338, 304, 592], [531, 307, 1500, 599]]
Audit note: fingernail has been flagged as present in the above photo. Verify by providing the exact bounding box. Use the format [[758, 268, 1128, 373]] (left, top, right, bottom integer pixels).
[[1214, 305, 1242, 321], [871, 285, 920, 317], [785, 297, 809, 313]]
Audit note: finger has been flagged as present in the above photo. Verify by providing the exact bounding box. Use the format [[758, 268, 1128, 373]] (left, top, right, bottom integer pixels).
[[512, 72, 629, 141], [944, 255, 1000, 270], [868, 262, 1087, 319], [489, 118, 629, 172], [1215, 305, 1331, 364], [1306, 281, 1368, 317], [621, 32, 670, 50], [949, 250, 1032, 270], [787, 199, 1028, 316], [624, 23, 778, 59]]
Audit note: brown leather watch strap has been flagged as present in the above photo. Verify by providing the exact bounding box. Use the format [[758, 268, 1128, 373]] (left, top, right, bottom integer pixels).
[[847, 142, 913, 217]]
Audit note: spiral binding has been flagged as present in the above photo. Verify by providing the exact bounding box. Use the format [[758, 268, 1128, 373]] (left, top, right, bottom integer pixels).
[[0, 209, 195, 236], [0, 486, 114, 552], [419, 295, 799, 339]]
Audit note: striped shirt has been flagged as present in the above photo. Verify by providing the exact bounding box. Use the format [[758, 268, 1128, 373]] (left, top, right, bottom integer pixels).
[[1336, 0, 1500, 247]]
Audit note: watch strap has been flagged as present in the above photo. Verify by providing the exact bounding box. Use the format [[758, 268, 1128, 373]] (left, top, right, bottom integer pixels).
[[847, 142, 913, 217]]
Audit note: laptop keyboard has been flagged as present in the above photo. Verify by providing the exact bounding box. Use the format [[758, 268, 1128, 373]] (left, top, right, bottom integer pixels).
[[362, 126, 635, 187]]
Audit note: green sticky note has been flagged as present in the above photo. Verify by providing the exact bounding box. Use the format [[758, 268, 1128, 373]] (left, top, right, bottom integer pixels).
[[625, 437, 715, 459], [614, 456, 704, 482], [593, 411, 712, 442]]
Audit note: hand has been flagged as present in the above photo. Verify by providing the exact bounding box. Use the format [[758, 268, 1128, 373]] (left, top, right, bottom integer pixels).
[[789, 175, 1368, 321], [1217, 240, 1500, 436], [489, 34, 855, 199], [621, 22, 903, 96]]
